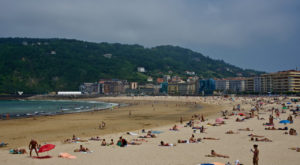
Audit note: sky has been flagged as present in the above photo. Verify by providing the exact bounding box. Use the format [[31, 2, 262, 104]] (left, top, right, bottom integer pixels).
[[0, 0, 299, 73]]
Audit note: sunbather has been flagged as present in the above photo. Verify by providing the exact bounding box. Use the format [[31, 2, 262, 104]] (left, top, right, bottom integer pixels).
[[89, 136, 101, 141], [74, 145, 89, 152], [205, 150, 229, 158], [251, 137, 272, 142], [189, 134, 196, 143], [10, 148, 26, 154], [226, 130, 239, 134], [128, 141, 142, 145], [160, 141, 174, 146], [203, 137, 220, 140], [0, 142, 8, 147], [288, 147, 300, 152], [110, 139, 114, 145], [101, 139, 107, 146], [248, 134, 264, 138], [238, 128, 253, 131], [170, 124, 179, 131]]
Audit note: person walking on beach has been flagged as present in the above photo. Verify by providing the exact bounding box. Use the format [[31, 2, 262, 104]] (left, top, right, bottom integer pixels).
[[251, 144, 259, 165], [29, 139, 39, 157]]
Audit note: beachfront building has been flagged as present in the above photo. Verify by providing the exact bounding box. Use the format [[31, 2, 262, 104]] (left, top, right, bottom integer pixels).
[[245, 78, 254, 93], [168, 82, 179, 95], [229, 78, 246, 93], [99, 79, 127, 95], [79, 82, 101, 94], [253, 77, 262, 93], [199, 79, 215, 95], [260, 74, 273, 93], [264, 70, 300, 93], [215, 79, 230, 92], [160, 82, 168, 94], [178, 82, 197, 95]]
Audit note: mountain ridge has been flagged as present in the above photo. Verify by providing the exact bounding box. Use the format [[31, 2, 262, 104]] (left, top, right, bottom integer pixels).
[[0, 37, 264, 94]]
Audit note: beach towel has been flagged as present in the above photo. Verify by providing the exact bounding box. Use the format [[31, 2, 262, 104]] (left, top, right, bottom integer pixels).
[[152, 131, 163, 134], [32, 155, 52, 159], [58, 152, 76, 159], [127, 132, 138, 136], [80, 151, 93, 154]]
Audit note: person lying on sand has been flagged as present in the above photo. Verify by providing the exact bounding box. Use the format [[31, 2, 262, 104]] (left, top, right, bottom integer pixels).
[[10, 148, 26, 154], [71, 135, 88, 142], [205, 150, 229, 158], [89, 136, 101, 141], [236, 118, 244, 122], [132, 139, 148, 142], [238, 128, 253, 131], [265, 127, 277, 130], [64, 139, 74, 143], [288, 147, 300, 152], [251, 137, 272, 142], [74, 145, 89, 152], [226, 130, 239, 134], [203, 137, 220, 140], [178, 140, 188, 143], [160, 141, 175, 146], [207, 123, 221, 126], [147, 131, 157, 137], [0, 142, 8, 147], [248, 134, 264, 138], [128, 141, 142, 145]]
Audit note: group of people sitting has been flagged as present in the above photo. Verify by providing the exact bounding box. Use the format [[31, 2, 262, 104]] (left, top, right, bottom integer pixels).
[[101, 139, 114, 146]]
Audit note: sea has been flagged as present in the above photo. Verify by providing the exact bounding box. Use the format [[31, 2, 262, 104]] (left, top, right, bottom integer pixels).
[[0, 100, 117, 119]]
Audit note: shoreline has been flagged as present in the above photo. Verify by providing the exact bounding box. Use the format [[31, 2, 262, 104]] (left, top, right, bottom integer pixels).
[[0, 99, 121, 120], [0, 96, 222, 149]]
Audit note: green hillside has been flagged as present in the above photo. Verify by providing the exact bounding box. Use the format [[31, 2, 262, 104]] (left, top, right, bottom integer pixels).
[[0, 38, 264, 94]]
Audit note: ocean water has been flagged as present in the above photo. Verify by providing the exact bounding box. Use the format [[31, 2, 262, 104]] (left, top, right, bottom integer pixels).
[[0, 100, 117, 118]]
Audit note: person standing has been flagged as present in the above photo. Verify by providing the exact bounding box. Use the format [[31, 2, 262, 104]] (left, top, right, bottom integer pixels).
[[29, 139, 39, 157], [251, 144, 259, 165]]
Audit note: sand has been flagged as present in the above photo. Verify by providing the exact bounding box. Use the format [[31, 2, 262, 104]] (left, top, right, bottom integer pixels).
[[0, 96, 299, 165]]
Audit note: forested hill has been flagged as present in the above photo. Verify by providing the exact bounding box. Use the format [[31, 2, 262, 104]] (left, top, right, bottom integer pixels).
[[0, 38, 264, 94]]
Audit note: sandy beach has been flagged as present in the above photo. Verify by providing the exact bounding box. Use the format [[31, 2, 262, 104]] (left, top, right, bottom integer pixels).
[[0, 96, 300, 165]]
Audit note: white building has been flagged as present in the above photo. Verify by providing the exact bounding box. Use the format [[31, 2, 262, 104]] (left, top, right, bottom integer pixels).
[[57, 91, 82, 95], [229, 78, 246, 92], [137, 67, 146, 72]]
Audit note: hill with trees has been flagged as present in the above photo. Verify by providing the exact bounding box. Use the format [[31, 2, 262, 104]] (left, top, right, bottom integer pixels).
[[0, 38, 264, 94]]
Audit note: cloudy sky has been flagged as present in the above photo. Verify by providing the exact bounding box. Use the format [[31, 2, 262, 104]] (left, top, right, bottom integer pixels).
[[1, 0, 299, 72]]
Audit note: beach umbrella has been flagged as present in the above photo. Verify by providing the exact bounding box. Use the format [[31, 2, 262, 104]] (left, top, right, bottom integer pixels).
[[279, 120, 290, 124], [238, 113, 245, 116], [38, 144, 55, 153], [212, 162, 225, 165], [215, 118, 224, 123]]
